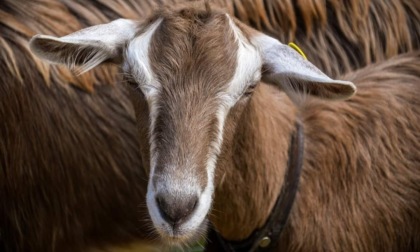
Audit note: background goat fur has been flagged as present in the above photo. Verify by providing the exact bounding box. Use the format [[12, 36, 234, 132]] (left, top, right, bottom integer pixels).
[[208, 50, 420, 251], [1, 0, 419, 251]]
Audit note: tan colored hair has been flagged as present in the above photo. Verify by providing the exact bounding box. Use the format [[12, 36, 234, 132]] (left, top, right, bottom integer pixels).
[[211, 51, 420, 251], [1, 0, 419, 91], [2, 0, 420, 251]]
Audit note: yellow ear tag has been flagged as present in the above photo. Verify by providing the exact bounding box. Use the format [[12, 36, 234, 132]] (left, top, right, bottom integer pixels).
[[288, 42, 307, 60]]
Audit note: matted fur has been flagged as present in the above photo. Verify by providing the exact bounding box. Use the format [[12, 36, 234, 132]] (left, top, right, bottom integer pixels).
[[2, 0, 420, 251]]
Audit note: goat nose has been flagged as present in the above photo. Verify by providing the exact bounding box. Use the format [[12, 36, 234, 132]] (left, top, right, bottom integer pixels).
[[156, 194, 198, 226]]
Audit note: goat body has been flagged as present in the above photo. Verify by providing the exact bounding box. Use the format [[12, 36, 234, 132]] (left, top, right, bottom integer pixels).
[[0, 1, 152, 251], [2, 0, 420, 251], [211, 51, 420, 251]]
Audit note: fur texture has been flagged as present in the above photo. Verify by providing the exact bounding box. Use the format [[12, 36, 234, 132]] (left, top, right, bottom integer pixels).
[[223, 0, 420, 77], [2, 0, 419, 90], [0, 1, 153, 251], [210, 51, 420, 251], [2, 0, 420, 251]]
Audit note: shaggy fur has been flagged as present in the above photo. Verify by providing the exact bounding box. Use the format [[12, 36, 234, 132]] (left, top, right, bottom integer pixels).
[[209, 51, 420, 251], [2, 0, 420, 251], [2, 0, 419, 90], [0, 1, 152, 251], [223, 0, 420, 77]]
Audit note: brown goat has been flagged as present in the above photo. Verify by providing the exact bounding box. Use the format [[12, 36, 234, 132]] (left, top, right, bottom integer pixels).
[[2, 0, 420, 251], [223, 0, 420, 77], [209, 51, 420, 251], [1, 1, 152, 251], [30, 3, 420, 252]]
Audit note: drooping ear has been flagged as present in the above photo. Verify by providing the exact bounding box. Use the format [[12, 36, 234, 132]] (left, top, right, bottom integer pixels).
[[29, 19, 138, 73], [253, 34, 356, 100]]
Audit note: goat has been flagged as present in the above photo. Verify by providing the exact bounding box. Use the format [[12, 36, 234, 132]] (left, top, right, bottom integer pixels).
[[2, 0, 419, 251], [0, 1, 153, 251], [29, 3, 420, 252], [222, 0, 420, 77]]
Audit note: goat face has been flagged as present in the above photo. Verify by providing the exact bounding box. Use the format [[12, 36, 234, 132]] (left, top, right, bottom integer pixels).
[[29, 7, 355, 245], [123, 14, 259, 242]]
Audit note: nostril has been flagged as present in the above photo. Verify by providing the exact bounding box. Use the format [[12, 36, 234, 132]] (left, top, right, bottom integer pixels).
[[155, 194, 199, 225], [156, 195, 171, 223]]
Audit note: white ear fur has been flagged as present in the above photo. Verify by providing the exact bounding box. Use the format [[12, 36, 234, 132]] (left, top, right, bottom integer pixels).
[[29, 19, 138, 73], [253, 34, 356, 100]]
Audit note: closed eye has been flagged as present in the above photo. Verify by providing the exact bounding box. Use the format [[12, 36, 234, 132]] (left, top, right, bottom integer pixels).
[[125, 78, 158, 95], [243, 82, 258, 97], [125, 80, 145, 94]]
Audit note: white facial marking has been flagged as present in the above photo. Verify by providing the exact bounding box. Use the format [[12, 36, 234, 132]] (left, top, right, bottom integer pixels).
[[172, 16, 264, 239], [125, 18, 206, 239], [189, 19, 263, 237], [160, 15, 264, 237], [125, 19, 163, 97], [226, 15, 262, 102], [125, 18, 162, 174], [130, 15, 263, 242], [124, 19, 171, 236]]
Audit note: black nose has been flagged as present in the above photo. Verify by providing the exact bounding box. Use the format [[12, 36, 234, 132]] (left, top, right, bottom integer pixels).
[[156, 194, 198, 226]]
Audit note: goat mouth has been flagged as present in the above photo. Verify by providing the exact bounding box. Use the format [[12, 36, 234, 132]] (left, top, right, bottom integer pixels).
[[156, 218, 209, 245]]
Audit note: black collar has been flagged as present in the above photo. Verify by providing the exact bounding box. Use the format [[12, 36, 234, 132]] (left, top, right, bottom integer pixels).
[[207, 122, 304, 252]]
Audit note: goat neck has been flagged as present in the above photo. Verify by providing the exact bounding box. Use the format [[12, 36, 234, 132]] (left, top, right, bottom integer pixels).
[[210, 83, 298, 242]]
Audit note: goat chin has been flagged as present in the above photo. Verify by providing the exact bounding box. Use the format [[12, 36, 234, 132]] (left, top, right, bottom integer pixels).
[[2, 0, 420, 251], [157, 219, 209, 247]]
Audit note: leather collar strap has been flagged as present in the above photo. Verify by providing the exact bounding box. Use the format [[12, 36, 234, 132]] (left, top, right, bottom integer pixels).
[[207, 122, 304, 252]]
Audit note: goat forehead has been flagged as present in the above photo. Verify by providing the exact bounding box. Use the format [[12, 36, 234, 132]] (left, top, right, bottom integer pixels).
[[126, 13, 261, 95], [148, 15, 239, 90]]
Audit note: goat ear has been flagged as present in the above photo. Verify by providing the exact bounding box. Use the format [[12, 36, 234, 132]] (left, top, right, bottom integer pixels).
[[254, 34, 356, 100], [29, 19, 138, 73]]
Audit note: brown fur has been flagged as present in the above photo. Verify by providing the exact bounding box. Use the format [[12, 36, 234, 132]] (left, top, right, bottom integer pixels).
[[211, 51, 420, 251], [126, 6, 420, 251], [2, 0, 420, 251], [222, 0, 420, 77], [2, 0, 419, 90], [0, 1, 154, 251], [147, 8, 238, 189], [0, 46, 153, 251]]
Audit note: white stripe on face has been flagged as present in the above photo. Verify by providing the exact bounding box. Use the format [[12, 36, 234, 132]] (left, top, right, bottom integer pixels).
[[124, 15, 263, 242], [125, 19, 163, 97], [125, 19, 171, 237], [225, 15, 262, 101], [125, 18, 162, 170], [166, 15, 263, 237]]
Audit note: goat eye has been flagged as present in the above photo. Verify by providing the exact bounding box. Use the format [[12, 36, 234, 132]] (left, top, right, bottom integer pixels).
[[126, 80, 141, 90], [243, 83, 257, 97]]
